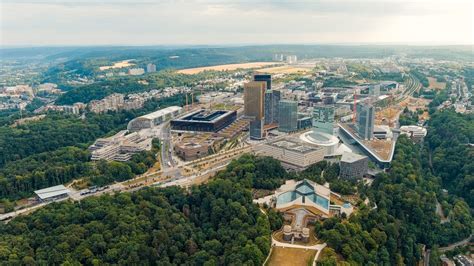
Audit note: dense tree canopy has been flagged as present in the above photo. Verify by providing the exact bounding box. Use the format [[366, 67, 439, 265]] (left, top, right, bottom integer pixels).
[[0, 94, 186, 201], [0, 174, 271, 265], [315, 136, 473, 265], [425, 109, 474, 206]]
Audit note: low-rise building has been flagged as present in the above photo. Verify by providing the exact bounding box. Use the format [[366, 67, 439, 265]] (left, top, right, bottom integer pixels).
[[255, 179, 354, 243], [89, 130, 152, 161], [254, 138, 325, 170], [34, 185, 70, 202], [339, 152, 368, 179], [128, 68, 145, 75], [171, 110, 237, 132], [127, 106, 182, 131], [400, 125, 427, 142]]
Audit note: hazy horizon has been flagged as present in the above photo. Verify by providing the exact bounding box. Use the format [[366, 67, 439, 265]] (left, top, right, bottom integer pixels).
[[1, 0, 473, 46]]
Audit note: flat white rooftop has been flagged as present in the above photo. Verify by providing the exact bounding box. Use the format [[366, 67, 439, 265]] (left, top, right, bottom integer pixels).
[[140, 106, 182, 120], [34, 185, 70, 200]]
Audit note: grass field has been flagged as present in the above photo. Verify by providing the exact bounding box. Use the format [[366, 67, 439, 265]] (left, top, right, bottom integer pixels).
[[427, 77, 446, 90], [266, 247, 316, 266], [177, 62, 279, 74]]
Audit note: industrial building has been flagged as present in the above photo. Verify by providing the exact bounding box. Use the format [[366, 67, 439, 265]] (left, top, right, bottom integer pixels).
[[244, 81, 266, 139], [339, 152, 368, 179], [34, 185, 70, 202], [254, 138, 325, 170], [278, 100, 298, 132], [170, 110, 237, 132], [89, 130, 152, 162], [127, 106, 182, 131]]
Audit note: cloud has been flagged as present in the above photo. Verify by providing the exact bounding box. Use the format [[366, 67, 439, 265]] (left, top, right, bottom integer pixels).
[[1, 0, 472, 45]]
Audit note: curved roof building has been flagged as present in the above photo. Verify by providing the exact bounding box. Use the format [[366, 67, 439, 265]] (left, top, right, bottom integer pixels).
[[299, 130, 339, 156]]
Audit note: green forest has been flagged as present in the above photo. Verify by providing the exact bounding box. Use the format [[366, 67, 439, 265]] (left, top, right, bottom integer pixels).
[[0, 94, 189, 201], [0, 166, 274, 265], [425, 110, 474, 206], [0, 134, 472, 265], [316, 135, 473, 265], [55, 71, 213, 105]]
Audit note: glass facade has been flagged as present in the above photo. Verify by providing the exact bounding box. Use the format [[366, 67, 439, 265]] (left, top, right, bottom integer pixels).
[[249, 119, 264, 140], [276, 180, 330, 211], [357, 103, 374, 140], [312, 105, 335, 135], [278, 100, 298, 132], [264, 90, 274, 125]]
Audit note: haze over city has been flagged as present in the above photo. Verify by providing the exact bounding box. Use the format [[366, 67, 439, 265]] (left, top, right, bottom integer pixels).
[[0, 1, 473, 265], [1, 0, 473, 46]]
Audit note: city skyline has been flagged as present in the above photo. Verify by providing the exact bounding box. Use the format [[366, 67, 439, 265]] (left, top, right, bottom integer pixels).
[[1, 0, 473, 46]]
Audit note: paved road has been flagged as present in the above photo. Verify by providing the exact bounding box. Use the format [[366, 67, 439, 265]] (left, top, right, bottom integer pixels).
[[424, 234, 472, 266], [439, 234, 473, 252]]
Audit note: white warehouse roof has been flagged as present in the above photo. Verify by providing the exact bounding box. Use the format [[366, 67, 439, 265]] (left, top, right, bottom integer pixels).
[[140, 106, 182, 120], [34, 185, 70, 200]]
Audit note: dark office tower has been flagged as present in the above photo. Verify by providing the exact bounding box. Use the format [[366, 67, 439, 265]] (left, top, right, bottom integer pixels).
[[254, 74, 272, 91], [272, 90, 281, 123], [357, 103, 375, 140], [278, 100, 298, 132], [264, 90, 274, 125]]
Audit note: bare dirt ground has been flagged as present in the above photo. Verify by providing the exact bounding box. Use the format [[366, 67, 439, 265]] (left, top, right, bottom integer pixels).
[[177, 62, 279, 74], [256, 65, 312, 74], [99, 60, 135, 71], [427, 77, 446, 90]]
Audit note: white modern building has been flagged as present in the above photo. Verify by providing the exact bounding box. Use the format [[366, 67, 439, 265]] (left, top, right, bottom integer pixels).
[[34, 185, 70, 202], [254, 138, 325, 170], [400, 125, 427, 142], [299, 130, 340, 157], [127, 106, 182, 131], [128, 68, 145, 75], [89, 130, 152, 161]]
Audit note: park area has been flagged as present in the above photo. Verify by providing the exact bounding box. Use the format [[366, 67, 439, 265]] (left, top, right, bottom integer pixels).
[[266, 247, 316, 266]]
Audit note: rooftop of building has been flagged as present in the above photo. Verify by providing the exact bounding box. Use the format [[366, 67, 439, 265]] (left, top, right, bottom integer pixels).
[[140, 106, 182, 120], [276, 179, 331, 211], [173, 109, 234, 123], [341, 151, 367, 163], [338, 123, 395, 163], [34, 185, 70, 200], [267, 138, 324, 154]]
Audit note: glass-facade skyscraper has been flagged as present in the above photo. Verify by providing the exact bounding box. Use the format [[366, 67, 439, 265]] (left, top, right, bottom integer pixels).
[[312, 105, 335, 135], [278, 100, 298, 132], [357, 103, 375, 140]]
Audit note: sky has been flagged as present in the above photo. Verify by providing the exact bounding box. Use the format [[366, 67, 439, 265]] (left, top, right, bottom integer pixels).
[[1, 0, 473, 46]]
